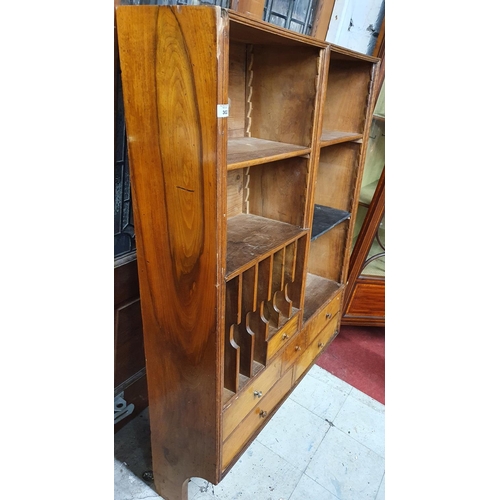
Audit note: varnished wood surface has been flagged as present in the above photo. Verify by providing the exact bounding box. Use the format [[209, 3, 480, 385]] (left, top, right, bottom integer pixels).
[[227, 137, 310, 170], [226, 214, 308, 280], [320, 130, 364, 147], [116, 5, 226, 498], [343, 278, 385, 321], [302, 273, 341, 322], [115, 7, 379, 499]]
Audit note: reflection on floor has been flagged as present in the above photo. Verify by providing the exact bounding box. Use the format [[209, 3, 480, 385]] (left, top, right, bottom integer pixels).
[[115, 364, 385, 500]]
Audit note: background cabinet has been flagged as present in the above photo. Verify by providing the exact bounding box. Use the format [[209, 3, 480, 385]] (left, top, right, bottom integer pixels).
[[342, 28, 385, 326], [116, 5, 379, 499]]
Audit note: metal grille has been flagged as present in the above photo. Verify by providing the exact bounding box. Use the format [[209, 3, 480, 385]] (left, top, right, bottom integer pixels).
[[114, 69, 136, 258], [263, 0, 317, 35]]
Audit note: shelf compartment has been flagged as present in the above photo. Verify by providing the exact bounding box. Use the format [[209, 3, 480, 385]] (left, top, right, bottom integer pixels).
[[303, 273, 342, 323], [311, 204, 350, 241], [320, 130, 363, 148], [227, 137, 310, 170], [226, 214, 308, 280]]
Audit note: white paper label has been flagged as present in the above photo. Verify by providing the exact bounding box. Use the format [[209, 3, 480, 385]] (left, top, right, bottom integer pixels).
[[217, 104, 229, 118]]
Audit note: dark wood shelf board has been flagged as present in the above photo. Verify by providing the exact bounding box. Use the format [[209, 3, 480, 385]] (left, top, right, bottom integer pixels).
[[311, 204, 350, 241], [227, 137, 310, 170], [226, 213, 308, 280]]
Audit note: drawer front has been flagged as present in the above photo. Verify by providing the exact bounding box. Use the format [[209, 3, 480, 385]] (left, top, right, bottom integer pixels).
[[222, 358, 282, 441], [305, 292, 341, 344], [280, 325, 309, 375], [295, 313, 339, 381], [222, 368, 293, 470], [267, 312, 299, 359]]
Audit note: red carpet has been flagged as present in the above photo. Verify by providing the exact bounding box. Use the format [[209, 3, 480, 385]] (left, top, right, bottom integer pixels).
[[316, 325, 385, 405]]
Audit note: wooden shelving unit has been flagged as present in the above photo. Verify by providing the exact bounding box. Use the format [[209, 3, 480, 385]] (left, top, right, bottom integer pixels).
[[116, 6, 379, 499]]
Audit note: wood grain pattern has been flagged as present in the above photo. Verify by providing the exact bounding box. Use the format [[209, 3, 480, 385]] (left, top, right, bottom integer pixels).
[[315, 143, 361, 212], [322, 61, 373, 134], [248, 157, 308, 227], [227, 137, 310, 170], [116, 6, 226, 498], [226, 214, 307, 279]]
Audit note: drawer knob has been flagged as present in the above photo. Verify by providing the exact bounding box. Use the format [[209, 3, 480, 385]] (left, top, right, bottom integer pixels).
[[326, 313, 333, 319], [295, 345, 301, 351], [318, 342, 325, 348], [282, 333, 289, 340], [253, 390, 263, 398], [259, 410, 268, 418]]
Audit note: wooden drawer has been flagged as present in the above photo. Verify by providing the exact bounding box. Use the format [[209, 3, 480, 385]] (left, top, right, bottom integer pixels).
[[295, 313, 339, 381], [305, 292, 341, 343], [222, 368, 293, 470], [280, 325, 309, 375], [222, 358, 282, 441], [267, 312, 299, 360]]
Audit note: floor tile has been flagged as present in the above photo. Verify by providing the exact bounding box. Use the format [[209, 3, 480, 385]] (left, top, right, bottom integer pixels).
[[115, 459, 160, 500], [305, 426, 385, 500], [349, 388, 385, 414], [290, 369, 350, 423], [191, 440, 303, 500], [309, 365, 354, 394], [375, 474, 385, 500], [256, 397, 331, 472], [289, 473, 341, 500], [332, 394, 385, 458]]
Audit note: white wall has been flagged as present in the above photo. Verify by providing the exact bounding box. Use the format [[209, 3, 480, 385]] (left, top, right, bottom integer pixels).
[[325, 0, 384, 55]]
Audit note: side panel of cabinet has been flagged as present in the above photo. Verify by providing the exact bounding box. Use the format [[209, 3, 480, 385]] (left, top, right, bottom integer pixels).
[[116, 6, 227, 499]]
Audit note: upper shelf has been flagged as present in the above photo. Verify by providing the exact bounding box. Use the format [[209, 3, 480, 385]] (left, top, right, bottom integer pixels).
[[227, 137, 310, 170], [320, 130, 364, 148], [226, 213, 308, 280]]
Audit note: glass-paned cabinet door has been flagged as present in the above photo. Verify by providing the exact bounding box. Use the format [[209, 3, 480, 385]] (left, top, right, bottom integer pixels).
[[352, 80, 385, 277]]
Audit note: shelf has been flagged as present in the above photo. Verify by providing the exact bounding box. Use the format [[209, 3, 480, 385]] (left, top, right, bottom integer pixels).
[[311, 205, 350, 241], [226, 213, 308, 280], [227, 137, 311, 170], [320, 130, 363, 148], [373, 113, 385, 122], [303, 273, 342, 323]]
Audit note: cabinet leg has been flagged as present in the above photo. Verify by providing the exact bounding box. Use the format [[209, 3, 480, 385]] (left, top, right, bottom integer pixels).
[[154, 473, 189, 500]]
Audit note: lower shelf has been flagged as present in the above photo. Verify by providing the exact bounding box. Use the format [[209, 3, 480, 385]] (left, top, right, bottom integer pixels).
[[303, 273, 342, 323]]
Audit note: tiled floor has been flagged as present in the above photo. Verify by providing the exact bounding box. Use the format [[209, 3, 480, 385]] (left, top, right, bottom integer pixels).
[[115, 364, 385, 500]]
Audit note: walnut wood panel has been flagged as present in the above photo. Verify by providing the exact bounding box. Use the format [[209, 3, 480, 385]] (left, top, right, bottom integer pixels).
[[226, 214, 307, 279], [294, 313, 339, 381], [320, 131, 364, 147], [342, 278, 385, 324], [222, 357, 282, 440], [310, 0, 337, 40], [322, 61, 373, 134], [228, 42, 247, 138], [315, 143, 361, 212], [229, 0, 265, 19], [250, 45, 320, 146], [248, 157, 308, 227], [116, 6, 227, 499], [222, 368, 293, 469], [307, 222, 348, 282], [226, 168, 245, 218], [227, 137, 310, 170], [303, 273, 341, 322]]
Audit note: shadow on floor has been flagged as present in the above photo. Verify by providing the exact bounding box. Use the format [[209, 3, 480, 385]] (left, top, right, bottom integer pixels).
[[115, 408, 154, 484]]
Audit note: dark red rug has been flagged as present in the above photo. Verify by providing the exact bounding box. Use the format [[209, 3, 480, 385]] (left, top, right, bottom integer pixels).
[[316, 325, 385, 405]]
